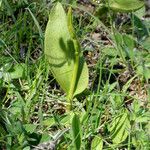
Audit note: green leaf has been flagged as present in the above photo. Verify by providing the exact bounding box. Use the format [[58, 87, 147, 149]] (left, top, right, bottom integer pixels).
[[72, 113, 81, 150], [23, 146, 30, 150], [141, 37, 150, 51], [42, 118, 55, 127], [109, 110, 131, 144], [44, 2, 88, 98], [40, 133, 51, 143], [109, 0, 144, 12], [114, 33, 135, 59], [24, 124, 37, 134], [134, 6, 145, 19], [102, 47, 118, 57], [60, 112, 74, 126], [4, 63, 26, 80], [91, 136, 103, 150], [136, 63, 150, 81]]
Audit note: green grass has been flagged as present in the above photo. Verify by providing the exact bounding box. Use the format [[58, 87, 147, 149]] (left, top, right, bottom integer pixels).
[[0, 0, 150, 149]]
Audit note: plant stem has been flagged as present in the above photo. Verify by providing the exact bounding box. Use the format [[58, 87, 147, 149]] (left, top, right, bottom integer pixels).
[[67, 40, 80, 110], [67, 8, 80, 110]]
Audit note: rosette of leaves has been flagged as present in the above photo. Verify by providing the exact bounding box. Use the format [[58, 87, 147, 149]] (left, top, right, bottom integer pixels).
[[44, 2, 89, 109]]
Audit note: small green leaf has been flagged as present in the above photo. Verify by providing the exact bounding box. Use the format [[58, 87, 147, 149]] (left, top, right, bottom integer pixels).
[[43, 118, 55, 127], [40, 133, 51, 143], [141, 37, 150, 50], [24, 124, 37, 134], [4, 63, 26, 80], [91, 136, 103, 150], [134, 6, 145, 19], [23, 146, 30, 150], [102, 47, 119, 57], [72, 113, 81, 150], [109, 110, 131, 144], [114, 33, 136, 59], [136, 63, 150, 81], [109, 0, 144, 12], [44, 2, 88, 98], [60, 112, 74, 126]]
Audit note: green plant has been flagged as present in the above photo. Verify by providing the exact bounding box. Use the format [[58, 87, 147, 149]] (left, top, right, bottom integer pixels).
[[44, 2, 89, 110], [94, 0, 144, 14]]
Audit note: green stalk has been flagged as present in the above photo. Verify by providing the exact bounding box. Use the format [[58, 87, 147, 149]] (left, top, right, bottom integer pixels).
[[67, 40, 80, 110], [67, 8, 80, 110]]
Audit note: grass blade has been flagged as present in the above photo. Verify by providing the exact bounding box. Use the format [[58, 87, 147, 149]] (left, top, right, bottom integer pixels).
[[26, 7, 43, 47], [72, 113, 81, 150]]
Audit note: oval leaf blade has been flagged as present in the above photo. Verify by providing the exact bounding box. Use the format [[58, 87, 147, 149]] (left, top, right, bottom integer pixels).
[[109, 111, 131, 144], [91, 136, 103, 150], [110, 0, 144, 12], [44, 2, 88, 97]]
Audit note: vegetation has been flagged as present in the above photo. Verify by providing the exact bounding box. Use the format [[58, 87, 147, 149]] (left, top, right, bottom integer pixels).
[[0, 0, 149, 149]]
